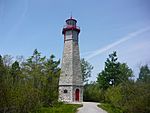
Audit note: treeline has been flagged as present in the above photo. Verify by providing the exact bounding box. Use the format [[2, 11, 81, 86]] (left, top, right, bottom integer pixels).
[[0, 49, 60, 113], [83, 52, 150, 113], [0, 49, 150, 113]]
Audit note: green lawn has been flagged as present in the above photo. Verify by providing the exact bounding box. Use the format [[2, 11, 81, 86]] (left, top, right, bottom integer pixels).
[[98, 103, 123, 113], [36, 104, 83, 113]]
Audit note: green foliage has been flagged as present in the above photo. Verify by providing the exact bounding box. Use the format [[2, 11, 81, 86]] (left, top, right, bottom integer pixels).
[[24, 49, 46, 89], [83, 82, 101, 102], [0, 55, 7, 80], [137, 64, 150, 83], [103, 82, 150, 113], [96, 52, 149, 113], [98, 103, 123, 113], [122, 82, 150, 113], [10, 61, 21, 84], [2, 55, 13, 67], [97, 51, 133, 90], [41, 55, 60, 106], [1, 49, 149, 113], [105, 85, 122, 107], [81, 58, 93, 83], [0, 49, 60, 113], [36, 104, 82, 113]]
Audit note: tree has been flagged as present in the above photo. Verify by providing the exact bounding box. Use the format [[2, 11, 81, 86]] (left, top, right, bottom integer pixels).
[[117, 63, 133, 84], [0, 50, 62, 113], [81, 58, 93, 84], [0, 55, 7, 78], [42, 54, 60, 106], [0, 55, 8, 112], [83, 82, 100, 102], [23, 49, 46, 89], [3, 55, 13, 67], [10, 61, 21, 84], [97, 51, 133, 90], [137, 64, 150, 83]]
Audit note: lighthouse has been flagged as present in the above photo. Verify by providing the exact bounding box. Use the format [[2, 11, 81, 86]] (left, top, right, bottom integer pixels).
[[59, 17, 83, 103]]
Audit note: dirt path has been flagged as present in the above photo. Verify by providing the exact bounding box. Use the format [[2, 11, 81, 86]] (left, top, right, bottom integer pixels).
[[77, 102, 107, 113]]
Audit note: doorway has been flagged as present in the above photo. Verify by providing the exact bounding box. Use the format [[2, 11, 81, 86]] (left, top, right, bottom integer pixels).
[[75, 89, 79, 101]]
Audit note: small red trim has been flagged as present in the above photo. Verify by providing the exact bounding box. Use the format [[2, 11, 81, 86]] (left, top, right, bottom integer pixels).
[[62, 25, 80, 34]]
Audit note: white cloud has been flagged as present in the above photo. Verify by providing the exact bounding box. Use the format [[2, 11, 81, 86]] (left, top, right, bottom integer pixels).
[[85, 27, 150, 60]]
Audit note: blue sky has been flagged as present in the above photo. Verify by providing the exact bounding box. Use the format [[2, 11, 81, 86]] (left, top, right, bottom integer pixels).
[[0, 0, 150, 81]]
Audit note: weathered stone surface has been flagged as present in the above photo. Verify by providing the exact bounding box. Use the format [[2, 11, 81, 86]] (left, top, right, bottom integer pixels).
[[59, 18, 83, 103]]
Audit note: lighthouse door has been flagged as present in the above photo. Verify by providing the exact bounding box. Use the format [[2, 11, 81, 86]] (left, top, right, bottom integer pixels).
[[75, 89, 79, 101]]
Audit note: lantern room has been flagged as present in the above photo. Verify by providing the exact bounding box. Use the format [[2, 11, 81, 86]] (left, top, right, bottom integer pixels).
[[62, 17, 80, 34]]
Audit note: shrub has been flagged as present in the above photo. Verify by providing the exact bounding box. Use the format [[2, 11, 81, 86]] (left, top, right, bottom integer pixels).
[[98, 103, 123, 113]]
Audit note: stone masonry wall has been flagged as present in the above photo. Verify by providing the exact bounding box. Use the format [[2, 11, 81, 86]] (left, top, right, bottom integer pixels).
[[59, 86, 73, 102], [59, 40, 73, 85], [59, 30, 83, 103]]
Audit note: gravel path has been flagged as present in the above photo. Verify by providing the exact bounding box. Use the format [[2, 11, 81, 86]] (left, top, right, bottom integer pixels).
[[77, 102, 107, 113]]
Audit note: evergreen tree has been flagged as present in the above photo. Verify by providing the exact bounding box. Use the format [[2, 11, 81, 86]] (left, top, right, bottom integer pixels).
[[42, 54, 60, 106], [97, 51, 133, 90], [0, 50, 61, 113], [10, 61, 21, 84], [137, 64, 150, 83], [81, 58, 93, 84], [0, 55, 6, 79], [24, 49, 46, 89]]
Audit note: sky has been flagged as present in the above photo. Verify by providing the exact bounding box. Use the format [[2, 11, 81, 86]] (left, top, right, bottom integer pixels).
[[0, 0, 150, 81]]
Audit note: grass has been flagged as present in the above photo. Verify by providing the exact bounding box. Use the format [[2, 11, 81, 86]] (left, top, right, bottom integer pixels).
[[36, 103, 83, 113], [98, 103, 123, 113]]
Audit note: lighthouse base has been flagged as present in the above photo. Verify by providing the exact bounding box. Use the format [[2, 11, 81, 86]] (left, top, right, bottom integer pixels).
[[58, 85, 83, 103]]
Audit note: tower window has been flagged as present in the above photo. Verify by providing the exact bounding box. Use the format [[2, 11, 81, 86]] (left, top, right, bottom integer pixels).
[[64, 89, 68, 93]]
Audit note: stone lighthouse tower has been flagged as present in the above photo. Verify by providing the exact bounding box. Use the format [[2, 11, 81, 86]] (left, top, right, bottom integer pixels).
[[59, 17, 83, 103]]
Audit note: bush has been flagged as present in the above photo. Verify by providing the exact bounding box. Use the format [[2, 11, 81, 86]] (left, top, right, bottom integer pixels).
[[104, 82, 150, 113], [0, 51, 60, 113], [83, 83, 103, 102], [0, 80, 41, 113], [98, 103, 123, 113], [122, 83, 150, 113], [36, 104, 83, 113], [105, 85, 123, 107]]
